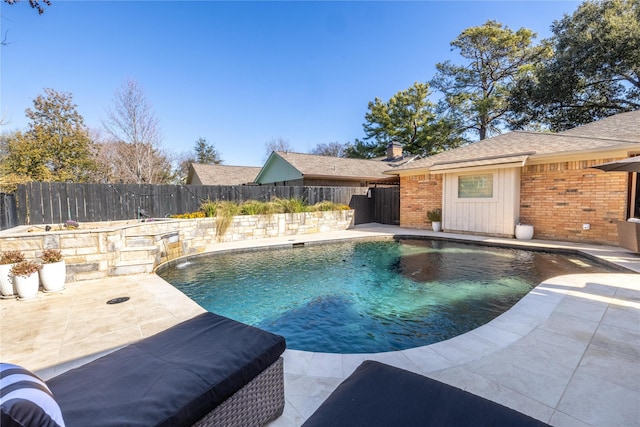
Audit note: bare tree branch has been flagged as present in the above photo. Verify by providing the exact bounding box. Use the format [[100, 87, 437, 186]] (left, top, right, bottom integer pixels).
[[4, 0, 51, 14]]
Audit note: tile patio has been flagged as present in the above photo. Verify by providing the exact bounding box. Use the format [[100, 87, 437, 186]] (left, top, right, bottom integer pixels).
[[1, 224, 639, 426]]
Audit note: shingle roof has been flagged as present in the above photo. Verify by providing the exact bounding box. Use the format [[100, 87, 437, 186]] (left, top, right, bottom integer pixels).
[[274, 151, 397, 180], [558, 110, 640, 142], [391, 111, 640, 173], [187, 163, 261, 185]]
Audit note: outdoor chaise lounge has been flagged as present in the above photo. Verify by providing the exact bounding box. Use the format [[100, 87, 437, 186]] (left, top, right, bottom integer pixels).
[[302, 360, 551, 427], [2, 312, 286, 427]]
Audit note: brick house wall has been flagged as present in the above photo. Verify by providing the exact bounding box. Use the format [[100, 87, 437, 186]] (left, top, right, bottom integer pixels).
[[399, 173, 442, 229], [398, 157, 629, 244], [519, 158, 628, 245]]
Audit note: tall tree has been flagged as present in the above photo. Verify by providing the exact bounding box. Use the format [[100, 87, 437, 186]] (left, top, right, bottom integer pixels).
[[101, 79, 172, 184], [0, 88, 97, 182], [343, 139, 378, 159], [174, 137, 223, 184], [509, 0, 640, 131], [360, 82, 464, 157], [194, 137, 222, 164], [431, 20, 550, 140], [264, 137, 293, 160], [96, 139, 174, 184], [309, 142, 348, 157]]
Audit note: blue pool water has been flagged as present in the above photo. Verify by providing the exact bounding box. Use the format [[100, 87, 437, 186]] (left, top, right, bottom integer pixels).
[[158, 238, 617, 353]]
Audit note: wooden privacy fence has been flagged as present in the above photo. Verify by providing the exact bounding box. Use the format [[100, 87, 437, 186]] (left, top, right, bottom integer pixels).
[[1, 193, 18, 230], [370, 187, 400, 225], [13, 182, 377, 226]]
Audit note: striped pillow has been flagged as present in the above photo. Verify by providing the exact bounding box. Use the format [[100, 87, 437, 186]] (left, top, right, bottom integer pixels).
[[1, 363, 65, 427]]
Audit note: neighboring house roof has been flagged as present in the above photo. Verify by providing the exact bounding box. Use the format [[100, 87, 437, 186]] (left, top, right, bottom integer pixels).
[[254, 151, 399, 184], [388, 111, 640, 175], [187, 163, 261, 185]]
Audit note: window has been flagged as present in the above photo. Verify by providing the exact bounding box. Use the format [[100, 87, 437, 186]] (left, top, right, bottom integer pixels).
[[458, 174, 493, 198]]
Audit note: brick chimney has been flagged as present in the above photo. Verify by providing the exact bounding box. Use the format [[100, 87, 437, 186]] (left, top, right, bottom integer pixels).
[[387, 141, 403, 160]]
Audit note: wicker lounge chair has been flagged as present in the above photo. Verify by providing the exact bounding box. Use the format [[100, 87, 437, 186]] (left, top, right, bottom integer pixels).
[[46, 312, 286, 427], [303, 360, 550, 427]]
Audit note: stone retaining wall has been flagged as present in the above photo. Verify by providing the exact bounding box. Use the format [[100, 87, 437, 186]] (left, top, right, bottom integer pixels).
[[0, 210, 354, 282]]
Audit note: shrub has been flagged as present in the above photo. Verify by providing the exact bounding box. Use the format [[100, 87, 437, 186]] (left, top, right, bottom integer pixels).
[[200, 199, 219, 218], [169, 198, 349, 224], [215, 201, 241, 239], [273, 197, 307, 213], [40, 249, 63, 264], [310, 201, 350, 212], [0, 250, 26, 265], [240, 200, 269, 215]]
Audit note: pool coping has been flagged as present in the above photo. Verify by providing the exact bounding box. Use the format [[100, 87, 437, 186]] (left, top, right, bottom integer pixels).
[[156, 231, 634, 275]]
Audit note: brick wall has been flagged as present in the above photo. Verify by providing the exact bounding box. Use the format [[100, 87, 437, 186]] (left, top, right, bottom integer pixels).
[[399, 158, 629, 244], [400, 173, 442, 229], [520, 159, 628, 244]]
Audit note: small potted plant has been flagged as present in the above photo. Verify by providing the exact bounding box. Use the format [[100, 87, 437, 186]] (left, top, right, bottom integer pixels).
[[427, 209, 442, 232], [10, 260, 41, 300], [39, 249, 66, 292], [0, 250, 26, 298]]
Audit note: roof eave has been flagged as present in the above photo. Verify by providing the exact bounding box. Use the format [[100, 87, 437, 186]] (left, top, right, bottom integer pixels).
[[525, 142, 640, 165], [387, 142, 640, 175], [303, 174, 396, 181]]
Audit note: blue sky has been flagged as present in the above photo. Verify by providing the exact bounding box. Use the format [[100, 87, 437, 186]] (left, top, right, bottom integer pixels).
[[1, 1, 580, 167]]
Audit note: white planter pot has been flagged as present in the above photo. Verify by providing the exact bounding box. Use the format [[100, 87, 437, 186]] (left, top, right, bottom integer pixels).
[[14, 272, 40, 300], [432, 221, 442, 232], [0, 263, 16, 297], [515, 224, 534, 240], [39, 260, 66, 292]]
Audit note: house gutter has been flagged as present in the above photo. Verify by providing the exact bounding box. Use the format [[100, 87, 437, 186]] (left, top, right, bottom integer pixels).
[[523, 142, 640, 165], [428, 159, 529, 175]]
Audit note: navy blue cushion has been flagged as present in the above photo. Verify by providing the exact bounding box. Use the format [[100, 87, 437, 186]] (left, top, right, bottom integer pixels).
[[47, 312, 285, 427], [303, 360, 550, 427], [1, 363, 66, 427]]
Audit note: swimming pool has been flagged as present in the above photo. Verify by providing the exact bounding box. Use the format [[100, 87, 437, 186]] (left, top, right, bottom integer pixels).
[[158, 238, 619, 353]]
